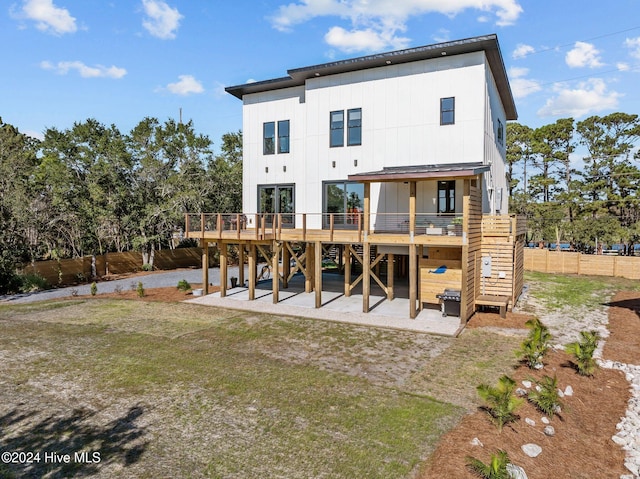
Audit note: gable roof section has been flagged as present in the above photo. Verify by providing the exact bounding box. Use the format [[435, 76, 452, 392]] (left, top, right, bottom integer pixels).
[[225, 34, 517, 120], [347, 163, 491, 182]]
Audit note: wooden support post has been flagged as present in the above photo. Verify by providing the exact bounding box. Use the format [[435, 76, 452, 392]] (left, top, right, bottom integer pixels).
[[363, 183, 370, 235], [315, 241, 322, 308], [248, 243, 256, 300], [344, 244, 351, 297], [363, 242, 370, 312], [409, 243, 417, 319], [387, 253, 394, 300], [409, 181, 416, 236], [272, 242, 280, 303], [220, 242, 227, 298], [282, 243, 290, 289], [238, 244, 245, 287], [201, 240, 209, 295], [306, 243, 314, 293]]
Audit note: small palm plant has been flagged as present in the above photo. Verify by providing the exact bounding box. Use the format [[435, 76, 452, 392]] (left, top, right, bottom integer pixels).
[[565, 330, 601, 376], [476, 375, 523, 432], [528, 375, 564, 418], [466, 449, 510, 479], [517, 318, 551, 369]]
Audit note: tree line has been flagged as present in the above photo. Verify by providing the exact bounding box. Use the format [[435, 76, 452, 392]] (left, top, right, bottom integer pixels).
[[506, 112, 640, 253], [0, 116, 242, 293]]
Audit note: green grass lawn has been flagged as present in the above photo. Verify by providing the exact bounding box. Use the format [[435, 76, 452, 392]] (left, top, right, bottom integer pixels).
[[0, 300, 465, 479]]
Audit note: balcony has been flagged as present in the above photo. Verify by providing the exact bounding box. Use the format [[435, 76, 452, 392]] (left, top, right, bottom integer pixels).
[[184, 212, 466, 245]]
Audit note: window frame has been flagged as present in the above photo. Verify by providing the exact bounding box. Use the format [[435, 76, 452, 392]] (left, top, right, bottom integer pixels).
[[263, 121, 275, 155], [437, 180, 456, 214], [347, 108, 362, 146], [257, 183, 295, 228], [440, 97, 455, 126], [496, 119, 504, 146], [322, 180, 364, 229], [330, 110, 344, 147], [277, 120, 290, 154]]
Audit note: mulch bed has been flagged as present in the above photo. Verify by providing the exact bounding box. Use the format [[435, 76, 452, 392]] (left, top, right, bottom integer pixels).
[[419, 291, 640, 479]]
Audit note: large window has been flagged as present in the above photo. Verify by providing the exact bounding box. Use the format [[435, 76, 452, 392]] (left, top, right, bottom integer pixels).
[[496, 119, 504, 146], [330, 110, 344, 147], [263, 122, 275, 155], [277, 120, 290, 153], [347, 108, 362, 146], [258, 184, 295, 227], [440, 97, 455, 125], [323, 181, 364, 228], [438, 180, 456, 214]]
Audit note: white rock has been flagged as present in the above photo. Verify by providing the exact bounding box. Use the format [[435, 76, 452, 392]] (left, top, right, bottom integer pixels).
[[541, 417, 550, 425], [613, 435, 628, 447], [522, 380, 532, 388], [543, 425, 555, 436], [557, 389, 565, 398], [525, 418, 536, 427], [516, 388, 528, 397], [470, 437, 483, 447], [521, 443, 542, 458], [506, 463, 528, 479], [564, 385, 573, 396]]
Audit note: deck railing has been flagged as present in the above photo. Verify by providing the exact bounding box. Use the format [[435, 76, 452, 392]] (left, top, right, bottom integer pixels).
[[185, 212, 465, 239]]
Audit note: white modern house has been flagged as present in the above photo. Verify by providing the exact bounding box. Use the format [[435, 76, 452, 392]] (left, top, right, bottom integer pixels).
[[186, 34, 526, 323]]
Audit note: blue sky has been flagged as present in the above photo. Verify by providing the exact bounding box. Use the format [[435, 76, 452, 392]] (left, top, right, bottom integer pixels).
[[2, 0, 640, 154]]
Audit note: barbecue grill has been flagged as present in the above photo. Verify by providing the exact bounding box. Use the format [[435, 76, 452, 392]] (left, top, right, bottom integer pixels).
[[436, 289, 461, 317]]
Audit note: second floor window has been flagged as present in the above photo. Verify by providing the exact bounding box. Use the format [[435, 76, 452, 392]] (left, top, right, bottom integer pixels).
[[330, 110, 344, 147], [263, 122, 275, 155], [440, 97, 455, 125], [497, 119, 504, 146], [347, 108, 362, 146], [278, 120, 290, 153]]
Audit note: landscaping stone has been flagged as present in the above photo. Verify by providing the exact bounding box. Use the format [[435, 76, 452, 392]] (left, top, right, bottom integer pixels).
[[564, 385, 574, 396], [506, 463, 528, 479], [543, 425, 555, 436], [522, 380, 532, 388], [521, 443, 542, 458], [525, 417, 535, 427], [470, 437, 483, 447]]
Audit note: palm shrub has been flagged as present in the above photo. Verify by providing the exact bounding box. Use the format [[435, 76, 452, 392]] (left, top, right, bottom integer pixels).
[[177, 279, 191, 292], [466, 449, 510, 479], [528, 375, 564, 418], [476, 375, 523, 432], [90, 282, 98, 296], [136, 281, 145, 298], [565, 330, 601, 376], [517, 318, 551, 369]]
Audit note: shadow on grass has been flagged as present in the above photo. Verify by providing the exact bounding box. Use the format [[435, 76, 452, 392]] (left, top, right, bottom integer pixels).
[[0, 405, 147, 478]]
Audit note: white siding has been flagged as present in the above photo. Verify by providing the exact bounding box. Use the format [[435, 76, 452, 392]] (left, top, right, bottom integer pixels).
[[240, 50, 509, 226]]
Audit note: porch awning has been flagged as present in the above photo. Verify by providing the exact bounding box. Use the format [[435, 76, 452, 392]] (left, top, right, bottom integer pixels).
[[347, 162, 490, 182]]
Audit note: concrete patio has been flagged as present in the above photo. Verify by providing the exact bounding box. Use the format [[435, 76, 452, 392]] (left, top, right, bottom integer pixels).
[[186, 271, 464, 336]]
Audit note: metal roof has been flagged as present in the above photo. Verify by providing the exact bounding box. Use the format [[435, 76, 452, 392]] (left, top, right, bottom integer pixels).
[[225, 34, 517, 120], [347, 163, 491, 182]]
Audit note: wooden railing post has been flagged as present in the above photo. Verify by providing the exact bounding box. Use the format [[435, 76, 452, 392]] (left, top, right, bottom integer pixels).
[[302, 214, 307, 242], [200, 213, 205, 241], [216, 213, 222, 240]]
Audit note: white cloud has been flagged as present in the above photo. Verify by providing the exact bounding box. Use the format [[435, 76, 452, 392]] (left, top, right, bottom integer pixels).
[[617, 62, 630, 72], [324, 26, 409, 53], [20, 0, 77, 35], [624, 36, 640, 60], [565, 41, 603, 68], [40, 60, 127, 79], [270, 0, 523, 53], [508, 67, 541, 99], [165, 75, 204, 95], [141, 0, 182, 39], [512, 43, 534, 59], [537, 78, 621, 118]]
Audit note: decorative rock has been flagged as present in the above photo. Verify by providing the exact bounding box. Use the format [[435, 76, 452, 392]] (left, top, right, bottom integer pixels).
[[470, 437, 483, 447], [543, 425, 555, 436], [534, 362, 544, 370], [525, 418, 536, 427], [541, 417, 550, 425], [506, 463, 528, 479], [522, 380, 532, 389], [521, 443, 542, 458], [564, 385, 574, 396], [516, 387, 528, 397]]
